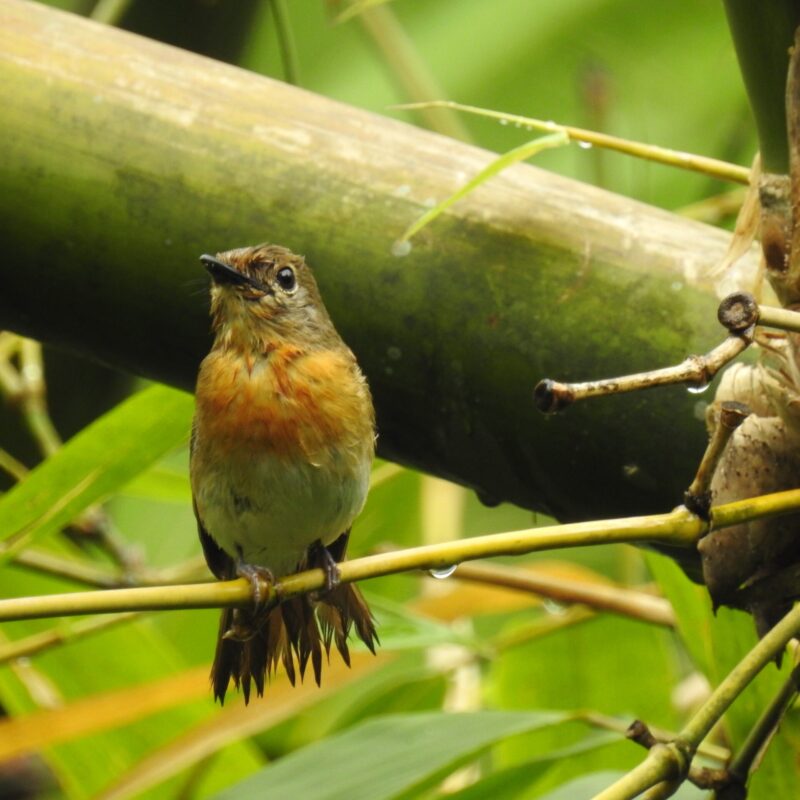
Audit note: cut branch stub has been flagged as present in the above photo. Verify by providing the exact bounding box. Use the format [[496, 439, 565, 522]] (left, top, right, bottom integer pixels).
[[717, 291, 759, 333], [684, 401, 751, 520], [532, 379, 574, 413]]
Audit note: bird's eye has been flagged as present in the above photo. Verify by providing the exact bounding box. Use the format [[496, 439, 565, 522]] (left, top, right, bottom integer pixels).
[[275, 266, 297, 293]]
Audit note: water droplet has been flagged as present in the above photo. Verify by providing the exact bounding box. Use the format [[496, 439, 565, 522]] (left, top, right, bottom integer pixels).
[[499, 118, 509, 126], [687, 382, 710, 395], [623, 463, 640, 478], [543, 598, 567, 616], [429, 564, 457, 580], [391, 239, 412, 257], [578, 141, 593, 150]]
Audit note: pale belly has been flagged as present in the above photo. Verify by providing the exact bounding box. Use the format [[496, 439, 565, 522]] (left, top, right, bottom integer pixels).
[[192, 448, 370, 577]]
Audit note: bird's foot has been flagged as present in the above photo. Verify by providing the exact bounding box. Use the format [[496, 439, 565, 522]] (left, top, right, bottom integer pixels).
[[235, 560, 275, 611], [222, 608, 259, 642], [309, 541, 341, 595]]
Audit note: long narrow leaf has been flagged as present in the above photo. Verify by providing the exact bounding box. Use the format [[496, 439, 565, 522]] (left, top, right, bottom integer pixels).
[[0, 385, 193, 564], [210, 710, 568, 800], [399, 132, 569, 242]]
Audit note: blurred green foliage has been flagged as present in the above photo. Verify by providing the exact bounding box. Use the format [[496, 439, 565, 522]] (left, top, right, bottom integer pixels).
[[1, 1, 796, 799]]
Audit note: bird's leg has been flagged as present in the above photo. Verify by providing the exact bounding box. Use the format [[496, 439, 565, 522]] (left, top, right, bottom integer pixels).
[[222, 554, 275, 642], [235, 558, 275, 608], [308, 541, 341, 594], [222, 609, 258, 642]]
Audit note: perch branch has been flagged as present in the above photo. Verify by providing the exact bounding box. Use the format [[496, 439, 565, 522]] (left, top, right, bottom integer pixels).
[[4, 486, 800, 622]]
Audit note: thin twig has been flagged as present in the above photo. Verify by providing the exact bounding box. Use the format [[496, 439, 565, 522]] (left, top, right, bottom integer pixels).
[[757, 303, 800, 333], [13, 549, 127, 589], [0, 336, 61, 458], [18, 339, 61, 458], [678, 188, 747, 224], [536, 292, 800, 414], [394, 100, 751, 184], [627, 720, 729, 792], [0, 446, 27, 482], [442, 561, 675, 627], [14, 550, 209, 591], [712, 662, 800, 799], [5, 487, 800, 622], [640, 781, 682, 800], [684, 401, 750, 518], [0, 613, 139, 664], [577, 711, 729, 764], [535, 334, 751, 413], [0, 334, 140, 571], [595, 602, 800, 799], [490, 607, 596, 653]]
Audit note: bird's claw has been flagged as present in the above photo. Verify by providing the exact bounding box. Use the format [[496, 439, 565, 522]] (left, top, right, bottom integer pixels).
[[309, 542, 341, 596], [222, 609, 258, 642], [235, 561, 275, 611]]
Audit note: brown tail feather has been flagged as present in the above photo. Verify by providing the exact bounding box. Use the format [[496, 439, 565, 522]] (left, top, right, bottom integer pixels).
[[211, 585, 377, 704]]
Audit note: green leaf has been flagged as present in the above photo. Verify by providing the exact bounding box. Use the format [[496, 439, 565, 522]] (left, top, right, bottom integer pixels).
[[443, 732, 621, 800], [0, 385, 193, 562], [399, 132, 569, 242], [365, 594, 478, 651], [210, 711, 567, 800], [120, 464, 192, 504], [534, 771, 632, 800]]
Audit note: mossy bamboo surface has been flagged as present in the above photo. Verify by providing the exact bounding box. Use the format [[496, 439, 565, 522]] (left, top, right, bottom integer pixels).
[[0, 0, 749, 527]]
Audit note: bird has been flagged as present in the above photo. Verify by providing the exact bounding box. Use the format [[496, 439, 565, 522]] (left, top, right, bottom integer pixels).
[[190, 243, 378, 704]]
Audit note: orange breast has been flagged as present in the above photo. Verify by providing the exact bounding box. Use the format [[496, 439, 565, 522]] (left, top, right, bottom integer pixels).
[[194, 343, 374, 465]]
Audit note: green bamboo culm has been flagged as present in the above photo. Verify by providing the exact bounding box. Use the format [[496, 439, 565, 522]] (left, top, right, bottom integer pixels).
[[0, 1, 750, 535]]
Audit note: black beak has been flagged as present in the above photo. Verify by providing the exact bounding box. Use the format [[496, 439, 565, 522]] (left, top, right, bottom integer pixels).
[[200, 254, 256, 288]]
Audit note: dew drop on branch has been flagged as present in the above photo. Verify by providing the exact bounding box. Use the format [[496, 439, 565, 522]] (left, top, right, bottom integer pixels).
[[429, 565, 457, 580]]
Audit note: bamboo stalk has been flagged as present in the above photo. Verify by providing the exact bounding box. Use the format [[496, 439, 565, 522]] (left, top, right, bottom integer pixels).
[[0, 0, 751, 527]]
